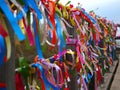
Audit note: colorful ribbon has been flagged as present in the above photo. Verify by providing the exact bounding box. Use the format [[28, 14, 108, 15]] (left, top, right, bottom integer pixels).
[[24, 0, 42, 20], [0, 0, 25, 41], [32, 63, 59, 90]]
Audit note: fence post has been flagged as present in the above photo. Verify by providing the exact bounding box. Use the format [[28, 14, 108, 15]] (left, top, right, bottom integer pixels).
[[66, 26, 78, 90], [0, 17, 15, 90]]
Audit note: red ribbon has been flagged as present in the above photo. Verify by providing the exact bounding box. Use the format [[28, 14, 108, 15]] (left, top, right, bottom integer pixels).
[[0, 24, 8, 38], [37, 69, 46, 90], [42, 0, 57, 47], [15, 73, 24, 90], [64, 87, 70, 90], [76, 61, 82, 72], [96, 65, 102, 84], [0, 83, 6, 88]]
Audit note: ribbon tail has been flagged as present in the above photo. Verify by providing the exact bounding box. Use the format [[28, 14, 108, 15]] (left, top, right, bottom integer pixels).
[[33, 15, 44, 59]]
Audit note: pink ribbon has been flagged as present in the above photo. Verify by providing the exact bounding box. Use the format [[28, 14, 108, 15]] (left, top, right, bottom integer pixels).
[[76, 36, 85, 64], [72, 12, 85, 35], [82, 76, 88, 90], [23, 18, 34, 46]]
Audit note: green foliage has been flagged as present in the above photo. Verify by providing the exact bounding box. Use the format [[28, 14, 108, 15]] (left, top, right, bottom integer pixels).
[[65, 1, 71, 6]]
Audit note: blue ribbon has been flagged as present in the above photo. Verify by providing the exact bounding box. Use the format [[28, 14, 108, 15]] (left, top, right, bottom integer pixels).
[[48, 30, 52, 41], [24, 0, 42, 20], [111, 46, 115, 61], [76, 6, 97, 24], [87, 37, 92, 46], [0, 35, 5, 66], [32, 63, 59, 90], [0, 0, 25, 41], [31, 63, 50, 90], [16, 5, 29, 21], [49, 57, 55, 63], [55, 15, 66, 54], [83, 74, 89, 84], [47, 17, 54, 30], [16, 0, 43, 22], [87, 73, 93, 80], [33, 15, 44, 59], [82, 10, 97, 24], [0, 88, 6, 90]]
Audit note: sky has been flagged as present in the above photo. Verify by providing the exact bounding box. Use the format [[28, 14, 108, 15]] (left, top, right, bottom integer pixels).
[[59, 0, 120, 24]]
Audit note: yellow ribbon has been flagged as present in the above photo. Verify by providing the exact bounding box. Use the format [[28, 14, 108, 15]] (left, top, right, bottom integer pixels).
[[19, 19, 26, 34]]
